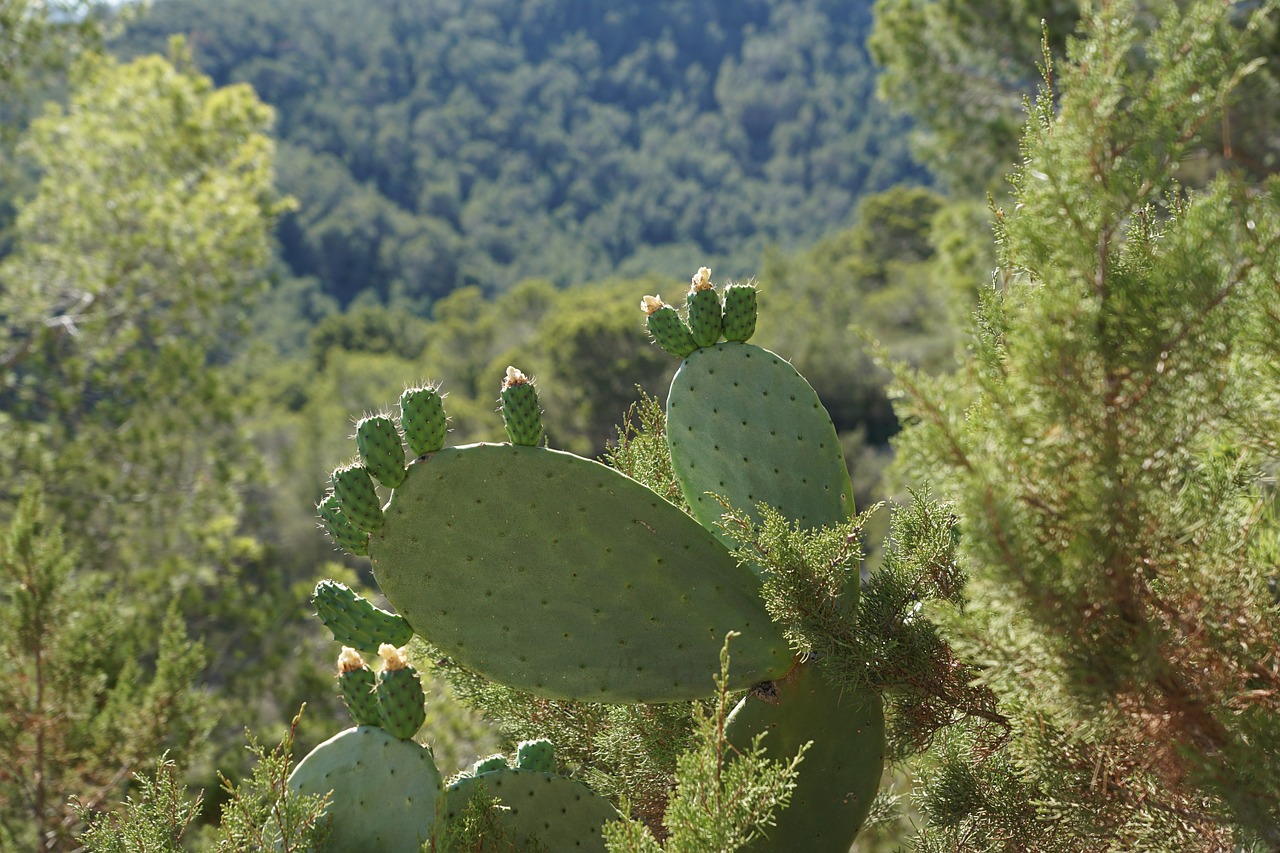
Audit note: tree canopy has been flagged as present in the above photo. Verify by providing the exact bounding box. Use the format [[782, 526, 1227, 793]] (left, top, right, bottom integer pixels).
[[117, 0, 926, 310]]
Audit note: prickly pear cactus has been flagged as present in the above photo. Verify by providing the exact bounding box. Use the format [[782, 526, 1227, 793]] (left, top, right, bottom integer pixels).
[[337, 647, 380, 727], [499, 366, 543, 447], [375, 644, 427, 740], [400, 385, 447, 456], [725, 663, 885, 852], [721, 282, 758, 342], [665, 341, 855, 561], [641, 294, 698, 358], [355, 414, 406, 488], [316, 493, 369, 556], [369, 443, 791, 702], [313, 579, 413, 653], [287, 726, 443, 850], [686, 266, 723, 348], [331, 463, 384, 534], [445, 767, 621, 853], [515, 738, 556, 773], [303, 266, 891, 850]]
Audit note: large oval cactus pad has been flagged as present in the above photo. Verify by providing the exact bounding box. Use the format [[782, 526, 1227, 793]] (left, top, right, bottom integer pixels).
[[287, 726, 443, 850], [666, 342, 854, 550], [445, 769, 621, 852], [725, 664, 885, 852], [371, 444, 792, 702]]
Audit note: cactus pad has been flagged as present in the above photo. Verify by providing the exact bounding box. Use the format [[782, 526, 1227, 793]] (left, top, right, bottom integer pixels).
[[368, 443, 792, 702], [288, 726, 443, 850], [445, 768, 621, 853], [515, 739, 556, 773], [725, 664, 885, 853], [376, 645, 427, 740], [686, 268, 723, 348], [337, 647, 380, 727], [317, 494, 370, 556], [641, 295, 698, 358], [400, 386, 448, 456], [499, 367, 543, 447], [356, 415, 406, 488], [666, 342, 854, 557], [468, 753, 511, 776], [313, 579, 413, 653], [721, 283, 758, 342], [331, 464, 385, 534]]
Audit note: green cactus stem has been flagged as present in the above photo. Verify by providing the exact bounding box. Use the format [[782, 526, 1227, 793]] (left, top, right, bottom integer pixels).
[[468, 754, 511, 776], [685, 266, 723, 348], [665, 342, 855, 576], [312, 579, 413, 653], [337, 647, 381, 727], [376, 644, 427, 740], [515, 739, 556, 773], [499, 366, 544, 447], [356, 414, 406, 488], [641, 294, 698, 358], [400, 385, 448, 456], [288, 726, 443, 849], [331, 463, 385, 534], [725, 663, 885, 852], [721, 282, 758, 342], [445, 768, 621, 853], [368, 443, 792, 702], [316, 494, 370, 556]]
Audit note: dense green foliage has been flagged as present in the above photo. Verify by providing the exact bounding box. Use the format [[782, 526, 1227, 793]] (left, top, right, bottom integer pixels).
[[117, 0, 925, 311], [890, 0, 1280, 846], [871, 0, 1280, 192]]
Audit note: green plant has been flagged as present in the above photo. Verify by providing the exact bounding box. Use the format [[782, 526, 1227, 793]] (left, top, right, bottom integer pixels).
[[300, 269, 974, 850]]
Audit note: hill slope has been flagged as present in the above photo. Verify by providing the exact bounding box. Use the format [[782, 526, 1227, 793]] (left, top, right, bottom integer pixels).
[[119, 0, 925, 309]]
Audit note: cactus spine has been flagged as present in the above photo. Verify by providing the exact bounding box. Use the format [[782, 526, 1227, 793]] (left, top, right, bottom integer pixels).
[[499, 366, 543, 446]]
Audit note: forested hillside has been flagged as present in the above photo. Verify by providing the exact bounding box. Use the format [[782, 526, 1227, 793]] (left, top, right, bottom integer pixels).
[[118, 0, 924, 314]]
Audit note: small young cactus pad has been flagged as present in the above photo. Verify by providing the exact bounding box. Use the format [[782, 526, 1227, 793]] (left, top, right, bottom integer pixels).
[[313, 579, 413, 653], [499, 366, 543, 447], [400, 385, 448, 456], [376, 644, 427, 740], [368, 443, 792, 702], [641, 295, 698, 358], [515, 738, 556, 773], [665, 342, 855, 570], [331, 463, 385, 534], [337, 647, 380, 727], [445, 768, 621, 853], [721, 283, 758, 342], [316, 494, 370, 556], [725, 663, 885, 853], [686, 267, 723, 348], [288, 726, 443, 850], [355, 415, 406, 488]]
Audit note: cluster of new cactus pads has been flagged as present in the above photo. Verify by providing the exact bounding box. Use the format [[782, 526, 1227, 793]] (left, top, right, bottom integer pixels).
[[300, 268, 885, 850]]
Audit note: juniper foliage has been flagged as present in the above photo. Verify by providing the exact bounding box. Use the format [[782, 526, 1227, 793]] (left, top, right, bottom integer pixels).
[[889, 0, 1280, 846]]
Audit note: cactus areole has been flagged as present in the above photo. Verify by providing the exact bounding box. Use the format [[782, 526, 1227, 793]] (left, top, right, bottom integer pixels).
[[367, 443, 792, 702]]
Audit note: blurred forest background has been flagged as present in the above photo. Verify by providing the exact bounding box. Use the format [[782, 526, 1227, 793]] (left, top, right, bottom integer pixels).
[[2, 0, 1276, 849]]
